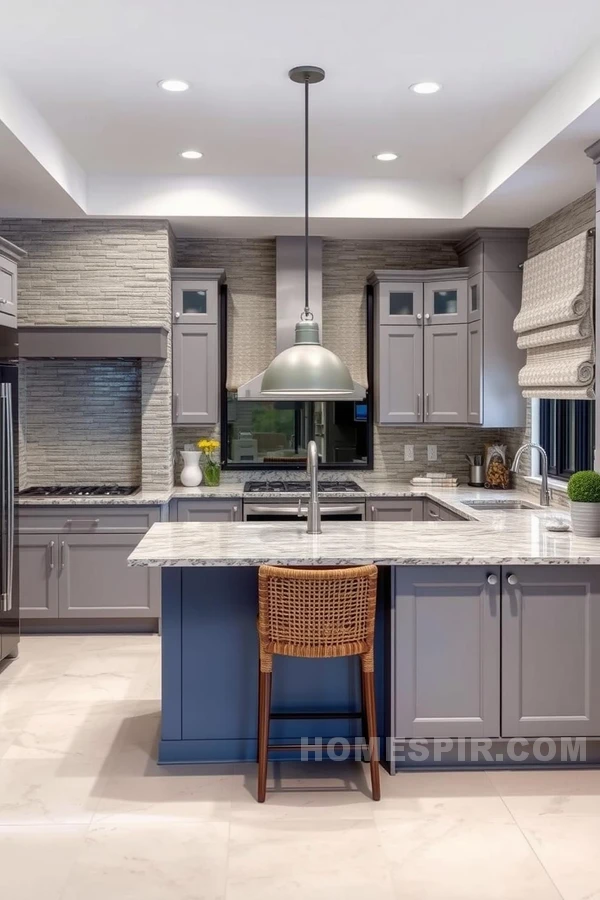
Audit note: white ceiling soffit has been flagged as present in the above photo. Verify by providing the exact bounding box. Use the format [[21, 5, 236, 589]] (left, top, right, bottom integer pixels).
[[0, 1, 600, 230]]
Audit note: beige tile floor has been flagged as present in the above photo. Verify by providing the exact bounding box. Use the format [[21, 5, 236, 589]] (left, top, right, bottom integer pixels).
[[0, 635, 598, 899]]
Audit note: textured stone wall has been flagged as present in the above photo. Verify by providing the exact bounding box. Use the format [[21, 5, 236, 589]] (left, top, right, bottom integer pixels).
[[0, 219, 173, 489]]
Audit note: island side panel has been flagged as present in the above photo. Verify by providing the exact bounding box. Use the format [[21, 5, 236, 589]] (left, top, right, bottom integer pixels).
[[161, 568, 183, 741], [159, 565, 385, 764]]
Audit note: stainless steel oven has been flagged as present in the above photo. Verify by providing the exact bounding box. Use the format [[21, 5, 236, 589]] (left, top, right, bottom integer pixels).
[[243, 499, 365, 522]]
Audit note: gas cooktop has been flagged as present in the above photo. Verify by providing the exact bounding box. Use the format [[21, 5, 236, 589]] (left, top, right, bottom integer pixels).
[[243, 480, 364, 494], [19, 485, 140, 497]]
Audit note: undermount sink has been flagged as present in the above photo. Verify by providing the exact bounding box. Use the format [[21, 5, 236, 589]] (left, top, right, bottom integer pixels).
[[462, 500, 541, 511]]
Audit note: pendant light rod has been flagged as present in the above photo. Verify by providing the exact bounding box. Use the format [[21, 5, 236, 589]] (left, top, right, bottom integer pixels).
[[289, 66, 325, 322], [304, 74, 310, 321]]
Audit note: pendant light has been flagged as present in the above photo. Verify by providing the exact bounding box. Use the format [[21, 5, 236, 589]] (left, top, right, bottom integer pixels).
[[261, 66, 354, 397]]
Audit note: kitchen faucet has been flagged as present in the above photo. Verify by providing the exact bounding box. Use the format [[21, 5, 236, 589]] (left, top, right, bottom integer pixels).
[[306, 440, 321, 534], [510, 442, 550, 507]]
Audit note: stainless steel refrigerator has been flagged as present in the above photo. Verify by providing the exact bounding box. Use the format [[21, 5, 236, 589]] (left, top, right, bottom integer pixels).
[[0, 323, 19, 662]]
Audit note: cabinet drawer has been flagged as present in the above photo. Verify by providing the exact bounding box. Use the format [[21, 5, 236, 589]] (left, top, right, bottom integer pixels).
[[176, 499, 242, 522], [18, 506, 161, 533], [368, 499, 423, 522], [0, 256, 17, 318]]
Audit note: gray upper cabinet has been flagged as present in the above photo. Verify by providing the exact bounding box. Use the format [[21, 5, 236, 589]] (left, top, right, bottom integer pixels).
[[502, 566, 600, 737], [392, 566, 500, 739], [17, 534, 59, 619], [172, 268, 224, 426], [368, 498, 423, 522], [457, 230, 528, 428], [176, 499, 241, 522], [424, 324, 468, 424], [0, 237, 26, 327], [377, 281, 424, 326], [377, 326, 423, 424], [172, 324, 219, 425], [370, 268, 469, 426], [424, 278, 468, 325], [171, 268, 224, 325]]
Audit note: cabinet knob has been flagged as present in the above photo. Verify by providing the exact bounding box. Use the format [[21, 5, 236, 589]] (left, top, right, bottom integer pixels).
[[487, 573, 498, 585], [233, 505, 238, 513], [416, 313, 422, 321], [175, 311, 180, 319], [507, 574, 518, 586], [0, 298, 7, 305], [424, 313, 431, 321]]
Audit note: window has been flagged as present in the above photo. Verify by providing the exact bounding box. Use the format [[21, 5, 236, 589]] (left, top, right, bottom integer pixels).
[[222, 394, 373, 468], [539, 399, 595, 479]]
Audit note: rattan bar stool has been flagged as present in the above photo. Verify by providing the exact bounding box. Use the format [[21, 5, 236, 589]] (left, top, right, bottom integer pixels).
[[256, 564, 381, 803]]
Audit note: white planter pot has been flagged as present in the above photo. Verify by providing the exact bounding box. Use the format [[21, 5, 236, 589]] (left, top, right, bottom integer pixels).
[[570, 501, 600, 538], [180, 451, 203, 487]]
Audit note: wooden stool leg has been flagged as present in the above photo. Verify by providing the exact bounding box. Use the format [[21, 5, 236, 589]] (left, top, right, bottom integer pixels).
[[363, 669, 381, 801], [257, 670, 272, 802], [360, 668, 369, 761]]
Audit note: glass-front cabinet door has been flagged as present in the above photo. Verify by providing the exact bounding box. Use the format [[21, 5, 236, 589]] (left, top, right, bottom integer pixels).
[[424, 279, 468, 325], [172, 270, 224, 325], [378, 282, 424, 326]]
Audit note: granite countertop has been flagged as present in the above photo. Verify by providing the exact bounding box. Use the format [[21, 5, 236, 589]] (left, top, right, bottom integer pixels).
[[128, 487, 588, 567], [16, 489, 173, 507]]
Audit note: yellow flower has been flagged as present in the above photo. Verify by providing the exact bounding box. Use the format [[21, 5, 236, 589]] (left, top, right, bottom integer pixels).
[[197, 438, 220, 454]]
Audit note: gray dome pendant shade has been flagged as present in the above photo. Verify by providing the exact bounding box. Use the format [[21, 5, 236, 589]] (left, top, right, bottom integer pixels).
[[260, 66, 354, 397]]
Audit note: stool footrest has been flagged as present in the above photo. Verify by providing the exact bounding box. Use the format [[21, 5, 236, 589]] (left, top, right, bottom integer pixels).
[[270, 711, 362, 720], [268, 742, 368, 752]]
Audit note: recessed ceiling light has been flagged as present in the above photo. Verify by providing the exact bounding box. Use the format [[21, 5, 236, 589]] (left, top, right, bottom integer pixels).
[[159, 79, 190, 92], [374, 152, 398, 162], [410, 81, 441, 94], [180, 150, 203, 159]]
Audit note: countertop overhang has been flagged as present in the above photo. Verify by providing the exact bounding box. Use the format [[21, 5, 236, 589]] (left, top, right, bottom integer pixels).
[[128, 492, 596, 567]]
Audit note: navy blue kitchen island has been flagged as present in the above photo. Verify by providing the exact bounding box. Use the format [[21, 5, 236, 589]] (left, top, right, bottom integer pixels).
[[158, 566, 386, 764]]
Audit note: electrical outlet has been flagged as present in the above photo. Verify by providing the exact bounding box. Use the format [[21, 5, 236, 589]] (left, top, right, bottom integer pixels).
[[427, 444, 437, 462], [404, 444, 414, 462]]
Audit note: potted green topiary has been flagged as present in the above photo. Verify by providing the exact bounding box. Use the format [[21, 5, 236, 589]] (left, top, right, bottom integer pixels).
[[567, 471, 600, 537]]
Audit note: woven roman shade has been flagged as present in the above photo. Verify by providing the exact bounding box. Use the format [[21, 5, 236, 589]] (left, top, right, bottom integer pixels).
[[514, 230, 595, 399]]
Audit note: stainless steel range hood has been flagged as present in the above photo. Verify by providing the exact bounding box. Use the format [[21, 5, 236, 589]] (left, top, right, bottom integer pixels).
[[237, 237, 366, 401]]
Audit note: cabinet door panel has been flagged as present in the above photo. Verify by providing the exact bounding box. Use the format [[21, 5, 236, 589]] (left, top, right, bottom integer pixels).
[[467, 321, 483, 424], [17, 534, 59, 618], [424, 279, 467, 324], [58, 534, 160, 618], [377, 282, 424, 326], [378, 326, 423, 424], [368, 499, 423, 522], [424, 324, 468, 424], [173, 324, 219, 425], [392, 566, 500, 738], [502, 566, 600, 737], [176, 500, 241, 522]]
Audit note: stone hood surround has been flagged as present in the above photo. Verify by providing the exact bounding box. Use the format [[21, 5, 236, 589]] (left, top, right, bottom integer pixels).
[[128, 488, 594, 567]]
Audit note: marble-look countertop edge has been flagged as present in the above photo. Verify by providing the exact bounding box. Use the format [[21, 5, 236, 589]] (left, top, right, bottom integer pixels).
[[129, 555, 600, 567]]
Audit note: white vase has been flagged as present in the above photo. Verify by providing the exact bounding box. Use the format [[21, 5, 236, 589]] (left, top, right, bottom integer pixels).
[[180, 451, 203, 487]]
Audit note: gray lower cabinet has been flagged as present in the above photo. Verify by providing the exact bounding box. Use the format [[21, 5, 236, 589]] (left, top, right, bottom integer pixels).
[[424, 324, 468, 424], [392, 566, 500, 738], [502, 566, 600, 737], [59, 534, 160, 618], [368, 499, 423, 522], [176, 499, 242, 522], [17, 534, 59, 618], [425, 500, 466, 522], [18, 532, 160, 619], [172, 324, 219, 425]]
